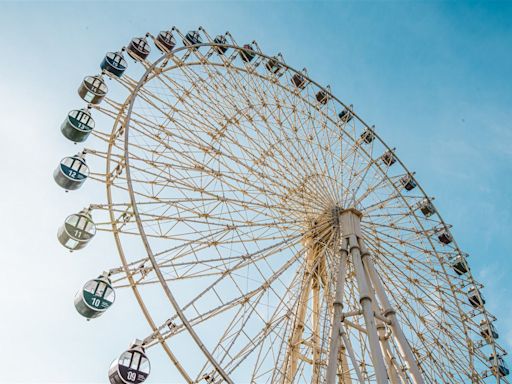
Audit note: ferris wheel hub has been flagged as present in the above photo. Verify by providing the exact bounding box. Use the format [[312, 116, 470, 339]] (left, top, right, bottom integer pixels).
[[339, 207, 363, 239], [302, 206, 363, 254]]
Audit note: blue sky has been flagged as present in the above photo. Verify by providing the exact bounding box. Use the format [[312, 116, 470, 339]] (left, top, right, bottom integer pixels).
[[0, 1, 511, 382]]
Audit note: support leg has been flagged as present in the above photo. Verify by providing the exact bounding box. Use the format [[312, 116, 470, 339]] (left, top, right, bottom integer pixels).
[[350, 234, 388, 384], [312, 278, 321, 383], [338, 344, 353, 384], [326, 246, 349, 384], [362, 247, 424, 384], [284, 244, 315, 384], [364, 255, 402, 384], [380, 329, 401, 384]]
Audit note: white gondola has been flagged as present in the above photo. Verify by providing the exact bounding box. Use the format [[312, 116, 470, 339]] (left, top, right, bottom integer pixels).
[[74, 273, 115, 319], [61, 109, 95, 143], [109, 341, 150, 384], [53, 152, 89, 191], [57, 208, 96, 251], [78, 75, 108, 104]]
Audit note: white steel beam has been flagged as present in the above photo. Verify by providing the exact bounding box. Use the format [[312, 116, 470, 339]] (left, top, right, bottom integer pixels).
[[339, 208, 389, 384], [361, 244, 425, 384], [326, 244, 349, 383], [350, 233, 389, 384]]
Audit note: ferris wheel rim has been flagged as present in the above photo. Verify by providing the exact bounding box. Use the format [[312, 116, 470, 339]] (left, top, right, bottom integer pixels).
[[98, 35, 503, 382]]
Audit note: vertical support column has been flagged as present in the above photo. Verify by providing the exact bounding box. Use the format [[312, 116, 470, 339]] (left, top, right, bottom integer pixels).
[[351, 233, 389, 384], [364, 256, 402, 384], [284, 240, 315, 384], [380, 331, 402, 384], [335, 208, 388, 384], [361, 245, 424, 384], [377, 321, 401, 384], [338, 344, 353, 384], [326, 245, 349, 384], [312, 279, 321, 383]]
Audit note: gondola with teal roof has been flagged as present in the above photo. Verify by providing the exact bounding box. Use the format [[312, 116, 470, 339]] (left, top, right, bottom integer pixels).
[[101, 50, 127, 78], [75, 272, 115, 319], [61, 108, 95, 143], [53, 152, 89, 191]]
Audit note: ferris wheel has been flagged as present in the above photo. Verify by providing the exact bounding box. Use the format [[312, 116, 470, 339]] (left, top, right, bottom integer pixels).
[[54, 27, 509, 384]]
